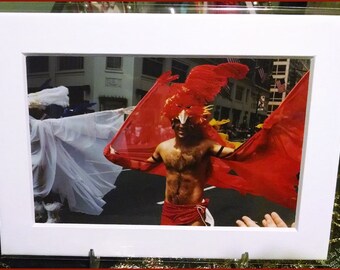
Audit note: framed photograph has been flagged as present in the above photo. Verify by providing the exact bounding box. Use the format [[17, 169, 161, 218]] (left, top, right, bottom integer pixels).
[[0, 13, 339, 260]]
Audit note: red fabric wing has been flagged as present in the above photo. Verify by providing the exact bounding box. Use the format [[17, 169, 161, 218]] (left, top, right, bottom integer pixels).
[[103, 72, 177, 176], [104, 71, 309, 210], [221, 72, 309, 209]]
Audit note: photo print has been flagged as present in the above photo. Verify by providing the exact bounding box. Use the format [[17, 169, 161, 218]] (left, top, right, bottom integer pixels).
[[27, 55, 310, 227]]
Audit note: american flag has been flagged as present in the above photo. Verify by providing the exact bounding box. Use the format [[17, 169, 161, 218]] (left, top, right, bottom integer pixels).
[[276, 79, 286, 93], [226, 57, 240, 63], [220, 85, 232, 101], [258, 67, 266, 83]]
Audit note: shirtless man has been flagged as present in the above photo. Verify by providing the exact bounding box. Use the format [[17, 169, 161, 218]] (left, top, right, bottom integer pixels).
[[106, 63, 249, 226], [147, 111, 234, 226]]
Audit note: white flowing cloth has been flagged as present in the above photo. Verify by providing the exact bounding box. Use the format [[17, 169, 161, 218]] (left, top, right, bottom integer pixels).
[[30, 109, 124, 215], [28, 86, 69, 108]]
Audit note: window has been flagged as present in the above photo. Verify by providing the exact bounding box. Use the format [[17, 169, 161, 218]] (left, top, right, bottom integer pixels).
[[213, 105, 221, 119], [277, 65, 286, 72], [26, 56, 49, 73], [58, 56, 84, 71], [106, 57, 122, 70], [171, 60, 188, 83], [135, 89, 147, 103], [142, 58, 164, 77], [245, 89, 250, 102], [269, 91, 283, 102], [235, 85, 244, 101], [268, 104, 279, 113], [220, 107, 230, 119], [220, 82, 233, 100], [213, 106, 230, 120], [232, 109, 241, 126], [273, 92, 283, 101]]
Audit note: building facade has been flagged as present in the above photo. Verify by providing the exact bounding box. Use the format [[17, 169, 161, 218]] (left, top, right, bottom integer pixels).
[[27, 56, 270, 129], [268, 58, 310, 116]]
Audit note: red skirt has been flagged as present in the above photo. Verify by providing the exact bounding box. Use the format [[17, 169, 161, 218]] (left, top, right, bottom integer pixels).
[[161, 199, 210, 225]]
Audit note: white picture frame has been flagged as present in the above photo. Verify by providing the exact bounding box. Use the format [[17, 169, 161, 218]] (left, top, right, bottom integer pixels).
[[0, 13, 339, 260]]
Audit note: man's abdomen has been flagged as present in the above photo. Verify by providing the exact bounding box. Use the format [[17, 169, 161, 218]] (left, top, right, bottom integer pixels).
[[165, 172, 205, 205]]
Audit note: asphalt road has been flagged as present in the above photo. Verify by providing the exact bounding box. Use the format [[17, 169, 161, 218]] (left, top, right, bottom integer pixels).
[[61, 169, 296, 227]]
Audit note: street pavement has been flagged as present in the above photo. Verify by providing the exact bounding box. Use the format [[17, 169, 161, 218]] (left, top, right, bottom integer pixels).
[[61, 169, 296, 227]]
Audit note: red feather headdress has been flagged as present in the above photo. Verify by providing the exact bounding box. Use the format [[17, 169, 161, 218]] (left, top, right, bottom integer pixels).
[[162, 62, 249, 125]]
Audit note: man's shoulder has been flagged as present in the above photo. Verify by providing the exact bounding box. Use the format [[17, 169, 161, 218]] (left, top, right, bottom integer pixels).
[[201, 138, 216, 146], [159, 138, 175, 148], [200, 138, 222, 152]]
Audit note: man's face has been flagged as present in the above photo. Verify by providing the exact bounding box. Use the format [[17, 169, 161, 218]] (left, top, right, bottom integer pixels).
[[172, 117, 195, 139]]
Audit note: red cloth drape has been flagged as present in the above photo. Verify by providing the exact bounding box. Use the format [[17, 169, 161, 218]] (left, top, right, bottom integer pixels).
[[104, 71, 309, 210]]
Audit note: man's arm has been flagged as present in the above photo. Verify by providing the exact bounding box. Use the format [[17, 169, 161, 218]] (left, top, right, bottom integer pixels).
[[107, 145, 161, 171], [111, 144, 162, 164], [211, 143, 234, 158], [147, 144, 163, 163]]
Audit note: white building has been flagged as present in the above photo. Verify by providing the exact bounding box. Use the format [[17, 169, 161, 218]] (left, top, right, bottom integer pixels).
[[268, 58, 310, 116]]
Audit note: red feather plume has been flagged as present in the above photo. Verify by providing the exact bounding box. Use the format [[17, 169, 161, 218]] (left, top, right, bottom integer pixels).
[[161, 62, 249, 124]]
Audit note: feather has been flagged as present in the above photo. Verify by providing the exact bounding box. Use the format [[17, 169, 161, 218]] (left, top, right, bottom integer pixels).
[[162, 62, 249, 124]]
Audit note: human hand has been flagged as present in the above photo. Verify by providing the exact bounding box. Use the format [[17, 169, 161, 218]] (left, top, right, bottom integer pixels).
[[236, 212, 291, 228], [236, 215, 259, 227], [262, 212, 289, 227]]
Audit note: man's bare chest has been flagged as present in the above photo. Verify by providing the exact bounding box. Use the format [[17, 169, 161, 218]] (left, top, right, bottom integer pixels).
[[163, 145, 209, 171]]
